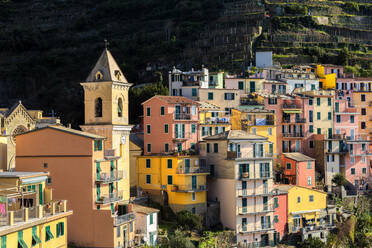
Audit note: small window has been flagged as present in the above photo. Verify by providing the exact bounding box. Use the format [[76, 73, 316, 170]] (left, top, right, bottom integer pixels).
[[309, 140, 314, 148], [164, 143, 169, 153], [274, 215, 279, 223], [309, 195, 314, 202], [351, 168, 355, 175], [191, 124, 196, 134], [167, 175, 173, 185], [317, 98, 320, 106], [95, 98, 103, 117], [146, 159, 151, 168], [118, 98, 123, 117], [146, 175, 151, 184], [56, 222, 64, 237], [192, 207, 196, 214], [160, 106, 165, 115], [117, 226, 121, 238], [214, 143, 218, 153], [146, 125, 151, 134], [192, 192, 196, 201], [328, 112, 332, 120], [317, 128, 321, 134], [43, 163, 48, 168], [362, 168, 367, 174], [317, 112, 321, 120], [328, 98, 331, 106], [150, 213, 154, 224], [350, 115, 354, 123], [47, 177, 52, 185], [146, 107, 151, 117], [336, 115, 341, 123], [208, 92, 213, 100], [307, 176, 312, 186], [286, 163, 291, 170], [361, 108, 366, 115], [307, 161, 311, 169], [274, 197, 279, 208], [309, 99, 313, 105], [147, 144, 151, 153], [361, 122, 366, 129], [309, 125, 313, 133], [167, 159, 172, 169], [207, 143, 211, 153], [164, 124, 169, 133], [297, 197, 301, 203], [192, 88, 197, 97], [361, 94, 366, 102]]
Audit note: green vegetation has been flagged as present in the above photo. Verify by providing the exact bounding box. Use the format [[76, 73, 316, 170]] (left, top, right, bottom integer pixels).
[[332, 173, 348, 187], [175, 210, 203, 232]]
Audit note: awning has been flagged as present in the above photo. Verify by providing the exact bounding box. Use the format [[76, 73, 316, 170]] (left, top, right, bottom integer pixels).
[[21, 176, 47, 185], [283, 109, 302, 114], [292, 209, 321, 215]]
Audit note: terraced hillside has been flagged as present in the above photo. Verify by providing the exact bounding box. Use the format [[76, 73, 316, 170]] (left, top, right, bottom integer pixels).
[[0, 0, 372, 125]]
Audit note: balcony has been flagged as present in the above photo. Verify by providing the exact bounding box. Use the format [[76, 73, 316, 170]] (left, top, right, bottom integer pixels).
[[282, 132, 304, 138], [174, 113, 191, 120], [173, 132, 191, 141], [177, 165, 209, 174], [96, 171, 123, 183], [346, 135, 370, 142], [228, 151, 273, 160], [282, 104, 301, 109], [239, 171, 273, 180], [238, 223, 274, 233], [96, 191, 123, 204], [114, 212, 136, 226], [327, 134, 345, 140], [238, 240, 276, 248], [242, 119, 274, 126], [237, 188, 271, 197], [204, 117, 230, 124], [238, 205, 274, 215], [171, 184, 207, 192]]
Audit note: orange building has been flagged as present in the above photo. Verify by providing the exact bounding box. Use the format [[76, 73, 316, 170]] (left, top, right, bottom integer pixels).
[[15, 125, 136, 248], [282, 153, 315, 189], [142, 96, 200, 155]]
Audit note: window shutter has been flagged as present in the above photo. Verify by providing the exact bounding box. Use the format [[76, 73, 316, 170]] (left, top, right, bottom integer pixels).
[[56, 223, 60, 237], [175, 124, 179, 138], [182, 124, 185, 138]]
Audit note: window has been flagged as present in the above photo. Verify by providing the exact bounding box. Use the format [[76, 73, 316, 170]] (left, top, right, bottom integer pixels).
[[117, 226, 121, 238], [361, 122, 366, 129], [251, 128, 256, 135], [167, 159, 172, 169], [274, 197, 279, 208], [297, 197, 301, 203], [349, 115, 354, 124], [207, 143, 211, 153], [45, 226, 54, 242], [43, 163, 48, 168], [269, 144, 273, 155], [146, 159, 151, 168], [164, 143, 169, 152], [336, 115, 340, 123], [351, 168, 355, 175], [191, 124, 196, 134], [164, 124, 168, 133], [147, 144, 151, 153], [94, 140, 103, 151], [32, 226, 41, 245], [309, 125, 313, 133], [238, 81, 244, 90], [224, 93, 235, 100], [308, 176, 312, 186], [309, 110, 313, 122], [317, 112, 321, 120], [192, 192, 196, 201], [286, 163, 291, 170], [268, 128, 272, 136], [146, 107, 151, 116], [309, 195, 314, 202], [309, 140, 314, 148], [335, 102, 339, 112], [150, 213, 153, 224], [317, 128, 321, 134], [361, 108, 366, 115], [317, 98, 320, 106], [146, 175, 151, 184], [95, 98, 103, 117], [191, 143, 195, 150], [274, 215, 279, 223], [361, 94, 365, 102], [307, 161, 311, 169], [362, 168, 367, 174], [192, 207, 196, 214], [309, 99, 313, 105], [328, 98, 331, 106], [130, 222, 133, 232], [192, 88, 197, 97], [328, 112, 332, 120], [160, 106, 165, 115], [146, 125, 151, 134], [56, 222, 64, 237], [167, 175, 173, 185], [118, 98, 123, 117], [47, 177, 52, 185], [214, 143, 218, 153], [208, 92, 213, 100]]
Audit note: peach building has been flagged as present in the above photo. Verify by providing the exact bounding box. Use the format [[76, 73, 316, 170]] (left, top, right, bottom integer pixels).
[[16, 126, 136, 248], [272, 188, 287, 240], [142, 96, 199, 155], [282, 153, 315, 189], [200, 130, 276, 247]]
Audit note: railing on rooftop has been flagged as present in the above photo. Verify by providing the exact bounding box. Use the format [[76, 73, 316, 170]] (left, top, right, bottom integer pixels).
[[114, 212, 136, 226]]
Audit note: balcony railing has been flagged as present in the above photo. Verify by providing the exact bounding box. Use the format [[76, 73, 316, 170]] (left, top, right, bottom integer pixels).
[[237, 188, 271, 197], [171, 184, 207, 192], [96, 171, 123, 183], [204, 117, 230, 124], [238, 205, 274, 214], [177, 165, 209, 174], [174, 113, 191, 120], [346, 135, 370, 141], [238, 240, 276, 248], [43, 200, 66, 216], [96, 191, 123, 204], [239, 171, 272, 180], [282, 104, 301, 109], [242, 119, 275, 126], [114, 212, 136, 226], [238, 222, 274, 233], [282, 132, 304, 138]]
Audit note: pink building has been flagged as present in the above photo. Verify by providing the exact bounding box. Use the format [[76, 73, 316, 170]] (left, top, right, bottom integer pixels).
[[142, 96, 199, 155], [282, 153, 315, 189], [262, 80, 287, 95], [272, 188, 288, 240]]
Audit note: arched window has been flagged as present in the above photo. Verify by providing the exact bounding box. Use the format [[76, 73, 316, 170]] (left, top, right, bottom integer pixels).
[[95, 98, 103, 117], [118, 98, 123, 117], [95, 71, 103, 80]]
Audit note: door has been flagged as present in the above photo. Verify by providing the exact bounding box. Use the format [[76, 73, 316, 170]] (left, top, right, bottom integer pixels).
[[261, 234, 269, 246], [350, 129, 354, 139], [191, 176, 197, 190], [242, 198, 247, 213], [123, 225, 128, 248], [263, 196, 268, 211], [175, 105, 181, 119], [263, 180, 268, 194]]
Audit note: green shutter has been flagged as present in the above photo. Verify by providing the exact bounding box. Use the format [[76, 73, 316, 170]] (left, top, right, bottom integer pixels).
[[94, 140, 98, 151], [1, 236, 6, 248], [39, 184, 43, 205], [191, 124, 195, 133], [61, 223, 64, 236], [182, 124, 185, 138], [175, 124, 179, 138], [97, 184, 101, 199], [111, 203, 114, 214], [150, 213, 153, 224], [32, 226, 41, 244], [56, 223, 60, 237], [109, 183, 113, 193]]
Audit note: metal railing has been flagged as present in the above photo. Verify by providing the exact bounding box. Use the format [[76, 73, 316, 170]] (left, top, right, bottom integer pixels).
[[96, 191, 123, 204], [238, 205, 274, 214], [282, 132, 304, 138], [239, 171, 272, 180], [204, 117, 230, 124], [114, 212, 136, 226], [96, 171, 124, 183], [171, 184, 207, 192], [177, 165, 209, 174], [237, 188, 270, 197], [174, 113, 191, 120], [242, 119, 274, 126], [282, 104, 301, 109], [238, 222, 274, 233]]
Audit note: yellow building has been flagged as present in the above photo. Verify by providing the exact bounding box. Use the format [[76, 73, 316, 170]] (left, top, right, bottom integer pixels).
[[198, 101, 231, 139], [0, 171, 72, 248], [231, 108, 276, 159], [276, 185, 327, 233], [137, 155, 208, 216], [316, 65, 336, 90]]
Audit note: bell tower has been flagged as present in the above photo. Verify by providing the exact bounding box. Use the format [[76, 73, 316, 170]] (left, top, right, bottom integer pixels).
[[80, 47, 132, 202]]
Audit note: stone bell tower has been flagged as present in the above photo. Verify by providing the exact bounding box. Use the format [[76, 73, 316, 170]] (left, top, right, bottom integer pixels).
[[80, 47, 132, 202]]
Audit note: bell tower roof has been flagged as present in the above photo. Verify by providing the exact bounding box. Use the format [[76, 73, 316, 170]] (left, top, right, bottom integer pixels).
[[86, 48, 128, 83]]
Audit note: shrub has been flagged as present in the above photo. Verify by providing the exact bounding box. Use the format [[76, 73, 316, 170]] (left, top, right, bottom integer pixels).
[[332, 173, 347, 186], [176, 210, 203, 231]]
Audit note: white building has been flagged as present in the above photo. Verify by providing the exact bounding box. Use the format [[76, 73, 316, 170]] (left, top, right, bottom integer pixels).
[[169, 67, 209, 96], [133, 204, 159, 246]]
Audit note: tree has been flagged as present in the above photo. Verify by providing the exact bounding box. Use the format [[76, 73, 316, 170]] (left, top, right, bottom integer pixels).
[[298, 237, 325, 248], [168, 229, 195, 248], [332, 173, 347, 186], [176, 210, 203, 232]]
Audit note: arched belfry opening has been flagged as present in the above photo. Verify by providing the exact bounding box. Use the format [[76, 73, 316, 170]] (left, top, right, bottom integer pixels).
[[95, 98, 103, 117]]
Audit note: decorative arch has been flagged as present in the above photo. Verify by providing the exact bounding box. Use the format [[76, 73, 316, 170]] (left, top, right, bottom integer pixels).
[[95, 71, 103, 80], [118, 98, 123, 117], [95, 98, 103, 117], [12, 125, 27, 144]]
